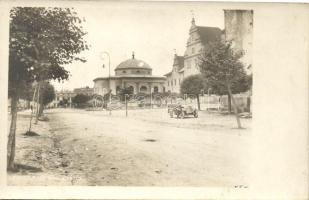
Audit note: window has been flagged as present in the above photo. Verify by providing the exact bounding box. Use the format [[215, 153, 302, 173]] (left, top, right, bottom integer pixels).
[[136, 70, 140, 73], [140, 86, 147, 93], [128, 86, 134, 94], [168, 81, 169, 86], [153, 86, 159, 93], [122, 70, 126, 73], [116, 86, 121, 94]]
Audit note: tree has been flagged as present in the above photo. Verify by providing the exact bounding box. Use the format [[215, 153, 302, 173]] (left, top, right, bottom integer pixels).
[[8, 7, 88, 170], [180, 74, 207, 110], [72, 94, 89, 108], [199, 40, 251, 128], [38, 82, 56, 115]]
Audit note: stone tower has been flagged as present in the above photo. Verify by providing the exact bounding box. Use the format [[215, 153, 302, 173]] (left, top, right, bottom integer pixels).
[[224, 10, 253, 73]]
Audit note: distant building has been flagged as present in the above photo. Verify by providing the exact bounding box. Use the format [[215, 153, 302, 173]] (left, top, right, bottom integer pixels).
[[52, 90, 76, 108], [93, 53, 166, 95], [224, 10, 253, 73], [165, 11, 253, 94], [165, 17, 222, 93], [73, 86, 94, 96]]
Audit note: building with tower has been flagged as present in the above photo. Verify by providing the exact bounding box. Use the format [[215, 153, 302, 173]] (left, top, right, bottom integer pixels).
[[164, 17, 223, 93], [165, 11, 253, 94], [93, 53, 166, 95], [224, 10, 253, 73]]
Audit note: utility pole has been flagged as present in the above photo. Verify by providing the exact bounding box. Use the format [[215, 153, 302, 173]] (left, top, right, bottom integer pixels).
[[150, 88, 152, 109], [125, 94, 128, 117], [101, 51, 112, 115]]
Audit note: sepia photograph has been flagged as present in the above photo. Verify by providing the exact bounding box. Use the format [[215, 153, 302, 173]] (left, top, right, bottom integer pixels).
[[0, 0, 308, 199], [7, 2, 253, 187]]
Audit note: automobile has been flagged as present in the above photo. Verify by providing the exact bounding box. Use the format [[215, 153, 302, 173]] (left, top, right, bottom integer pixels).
[[168, 104, 198, 118]]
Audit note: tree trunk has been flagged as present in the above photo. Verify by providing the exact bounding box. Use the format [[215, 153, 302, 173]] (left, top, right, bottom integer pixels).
[[38, 93, 44, 117], [35, 81, 41, 124], [7, 92, 19, 170], [196, 94, 201, 110], [227, 85, 242, 129], [247, 96, 251, 113], [28, 86, 38, 132], [228, 93, 232, 114]]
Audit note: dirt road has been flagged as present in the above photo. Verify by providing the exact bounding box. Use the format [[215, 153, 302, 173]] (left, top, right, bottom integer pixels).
[[9, 108, 251, 187]]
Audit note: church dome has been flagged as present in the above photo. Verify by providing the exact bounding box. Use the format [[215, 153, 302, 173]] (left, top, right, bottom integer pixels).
[[115, 53, 152, 70], [115, 53, 152, 76], [116, 59, 151, 70]]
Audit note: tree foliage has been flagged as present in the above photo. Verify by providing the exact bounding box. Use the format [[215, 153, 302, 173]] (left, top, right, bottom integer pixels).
[[9, 7, 89, 97], [199, 40, 251, 128], [180, 74, 207, 110], [180, 74, 207, 95], [41, 82, 55, 106], [72, 94, 89, 105], [199, 40, 251, 95], [8, 7, 89, 170]]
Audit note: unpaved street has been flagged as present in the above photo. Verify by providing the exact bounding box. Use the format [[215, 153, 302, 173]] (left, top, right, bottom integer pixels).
[[9, 108, 251, 187]]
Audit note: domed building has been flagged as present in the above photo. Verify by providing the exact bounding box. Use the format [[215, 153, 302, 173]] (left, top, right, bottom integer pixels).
[[93, 53, 166, 95]]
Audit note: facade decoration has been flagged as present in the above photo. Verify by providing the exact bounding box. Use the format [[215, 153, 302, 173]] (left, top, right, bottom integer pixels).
[[165, 17, 222, 93]]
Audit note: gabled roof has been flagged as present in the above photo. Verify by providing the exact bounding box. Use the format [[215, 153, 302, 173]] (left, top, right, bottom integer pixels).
[[164, 71, 172, 76], [196, 26, 222, 45], [164, 55, 185, 77]]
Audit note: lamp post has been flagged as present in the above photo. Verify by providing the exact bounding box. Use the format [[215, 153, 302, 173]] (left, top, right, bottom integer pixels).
[[101, 51, 112, 115], [125, 94, 129, 117]]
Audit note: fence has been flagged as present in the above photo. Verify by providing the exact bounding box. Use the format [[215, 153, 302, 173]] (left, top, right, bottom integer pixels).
[[90, 93, 251, 112]]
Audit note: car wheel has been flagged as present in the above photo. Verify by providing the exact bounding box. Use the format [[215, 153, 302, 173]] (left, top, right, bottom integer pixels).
[[194, 111, 198, 118]]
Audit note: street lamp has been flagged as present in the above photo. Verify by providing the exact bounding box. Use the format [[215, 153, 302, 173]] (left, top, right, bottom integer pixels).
[[125, 94, 129, 117], [100, 51, 112, 115]]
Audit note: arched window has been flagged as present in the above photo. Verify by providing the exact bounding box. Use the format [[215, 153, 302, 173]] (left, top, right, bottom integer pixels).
[[153, 86, 159, 93], [128, 86, 134, 93], [140, 86, 147, 93], [116, 86, 121, 94]]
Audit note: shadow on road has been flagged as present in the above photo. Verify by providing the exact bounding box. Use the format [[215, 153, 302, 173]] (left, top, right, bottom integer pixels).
[[8, 163, 43, 173]]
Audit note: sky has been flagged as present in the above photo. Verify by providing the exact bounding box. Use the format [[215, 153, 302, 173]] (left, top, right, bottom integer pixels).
[[52, 1, 224, 91]]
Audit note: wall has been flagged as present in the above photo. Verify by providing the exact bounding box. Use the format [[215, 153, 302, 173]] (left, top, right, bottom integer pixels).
[[93, 79, 109, 95], [224, 10, 253, 71]]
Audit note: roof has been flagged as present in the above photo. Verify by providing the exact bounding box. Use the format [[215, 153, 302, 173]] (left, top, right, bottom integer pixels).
[[93, 75, 166, 82], [196, 26, 222, 45], [164, 71, 172, 76], [115, 58, 152, 70], [177, 56, 185, 70], [164, 55, 185, 77]]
